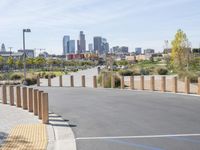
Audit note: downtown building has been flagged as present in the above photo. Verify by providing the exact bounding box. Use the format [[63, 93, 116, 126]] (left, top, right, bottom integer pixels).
[[63, 35, 76, 55], [93, 36, 109, 55], [77, 31, 86, 54]]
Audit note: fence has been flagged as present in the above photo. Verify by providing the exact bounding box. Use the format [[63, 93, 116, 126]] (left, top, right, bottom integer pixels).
[[37, 75, 200, 96], [1, 85, 49, 124]]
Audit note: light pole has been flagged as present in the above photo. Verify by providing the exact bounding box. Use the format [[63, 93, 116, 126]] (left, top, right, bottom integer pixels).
[[23, 29, 31, 85]]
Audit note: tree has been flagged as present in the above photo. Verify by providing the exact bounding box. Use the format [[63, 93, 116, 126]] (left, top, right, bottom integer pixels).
[[171, 29, 191, 70], [34, 57, 46, 68], [7, 57, 14, 68], [0, 56, 4, 71], [15, 60, 23, 69]]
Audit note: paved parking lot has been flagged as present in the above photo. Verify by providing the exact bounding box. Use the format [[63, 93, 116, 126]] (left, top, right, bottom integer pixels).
[[38, 87, 200, 150]]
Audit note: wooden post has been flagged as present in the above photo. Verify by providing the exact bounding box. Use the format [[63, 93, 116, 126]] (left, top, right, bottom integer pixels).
[[172, 76, 178, 93], [33, 89, 38, 116], [48, 76, 51, 87], [93, 76, 97, 88], [111, 75, 115, 88], [59, 76, 63, 87], [198, 77, 200, 95], [70, 75, 74, 87], [102, 73, 105, 88], [16, 86, 21, 107], [121, 76, 125, 89], [161, 76, 166, 92], [28, 88, 33, 112], [2, 85, 7, 104], [42, 93, 49, 124], [22, 87, 28, 110], [130, 76, 134, 90], [37, 76, 40, 86], [37, 91, 43, 119], [140, 76, 144, 90], [82, 75, 86, 87], [150, 76, 155, 91], [9, 86, 14, 106], [185, 77, 190, 94]]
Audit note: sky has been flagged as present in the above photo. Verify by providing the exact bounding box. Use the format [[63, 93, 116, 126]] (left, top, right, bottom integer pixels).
[[0, 0, 200, 55]]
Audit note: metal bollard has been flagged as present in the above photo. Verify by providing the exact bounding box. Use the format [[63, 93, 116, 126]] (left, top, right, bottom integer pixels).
[[42, 93, 49, 124], [48, 76, 51, 87], [161, 76, 166, 92], [22, 87, 28, 110], [37, 91, 43, 119], [130, 76, 134, 90], [111, 75, 115, 88], [82, 75, 86, 87], [121, 76, 125, 89], [70, 75, 74, 87], [93, 76, 97, 88], [185, 77, 190, 94], [150, 76, 155, 91], [33, 89, 38, 116], [59, 76, 63, 87], [2, 85, 7, 104], [140, 76, 144, 90], [28, 88, 33, 112], [37, 76, 40, 86], [9, 86, 14, 106], [16, 86, 21, 107], [198, 78, 200, 95], [172, 77, 178, 93]]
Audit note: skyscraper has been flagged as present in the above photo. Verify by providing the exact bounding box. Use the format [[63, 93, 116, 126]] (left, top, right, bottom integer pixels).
[[77, 31, 86, 53], [102, 38, 109, 54], [1, 43, 6, 52], [88, 43, 93, 52], [135, 48, 142, 55], [93, 36, 102, 54], [63, 36, 70, 55], [69, 40, 75, 54]]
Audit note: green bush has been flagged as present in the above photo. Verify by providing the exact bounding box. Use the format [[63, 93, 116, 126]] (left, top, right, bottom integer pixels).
[[44, 73, 56, 79], [178, 71, 199, 83], [22, 77, 37, 86], [140, 68, 150, 75], [10, 73, 23, 80], [98, 72, 121, 88], [119, 70, 134, 76], [0, 74, 4, 80], [157, 68, 168, 75]]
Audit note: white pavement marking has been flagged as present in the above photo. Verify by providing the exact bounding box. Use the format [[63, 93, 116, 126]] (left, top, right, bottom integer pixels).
[[76, 133, 200, 140]]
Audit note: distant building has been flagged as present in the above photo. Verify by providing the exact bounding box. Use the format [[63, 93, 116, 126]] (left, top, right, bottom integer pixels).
[[102, 38, 109, 54], [113, 46, 129, 54], [144, 49, 155, 55], [69, 40, 75, 54], [77, 31, 86, 53], [1, 43, 6, 52], [63, 35, 70, 55], [94, 36, 102, 54], [18, 49, 35, 58], [135, 47, 142, 55], [88, 43, 93, 52], [0, 52, 24, 61]]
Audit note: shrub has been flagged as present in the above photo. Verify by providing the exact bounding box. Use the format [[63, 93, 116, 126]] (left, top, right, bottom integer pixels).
[[178, 71, 199, 83], [157, 68, 168, 75], [119, 70, 134, 76], [44, 73, 56, 79], [140, 68, 150, 75], [10, 73, 23, 80], [0, 74, 4, 80], [22, 77, 37, 86], [98, 72, 121, 88]]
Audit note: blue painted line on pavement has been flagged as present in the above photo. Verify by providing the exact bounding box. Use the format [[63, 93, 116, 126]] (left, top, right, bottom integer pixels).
[[106, 139, 164, 150]]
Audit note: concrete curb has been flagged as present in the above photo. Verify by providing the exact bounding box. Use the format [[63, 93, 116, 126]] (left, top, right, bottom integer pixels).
[[47, 113, 76, 150]]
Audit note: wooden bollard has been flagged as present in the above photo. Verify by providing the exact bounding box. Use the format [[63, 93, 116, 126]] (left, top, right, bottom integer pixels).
[[102, 74, 105, 88], [16, 86, 21, 107], [140, 76, 144, 90], [28, 88, 33, 112], [37, 76, 40, 86], [150, 76, 155, 91], [70, 75, 74, 87], [42, 93, 49, 124], [172, 77, 178, 93], [22, 87, 28, 110], [9, 86, 14, 106], [161, 76, 166, 92], [111, 75, 115, 88], [33, 89, 38, 116], [130, 76, 134, 90], [121, 76, 125, 89], [59, 76, 63, 87], [2, 85, 7, 104], [48, 76, 51, 87], [38, 91, 43, 119], [198, 78, 200, 95], [185, 77, 190, 94], [82, 75, 86, 87], [93, 76, 97, 88]]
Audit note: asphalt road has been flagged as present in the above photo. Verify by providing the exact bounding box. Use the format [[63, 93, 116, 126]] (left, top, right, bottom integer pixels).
[[37, 87, 200, 150]]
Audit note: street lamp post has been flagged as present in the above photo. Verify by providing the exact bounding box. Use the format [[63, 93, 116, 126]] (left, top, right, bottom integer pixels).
[[23, 29, 31, 85]]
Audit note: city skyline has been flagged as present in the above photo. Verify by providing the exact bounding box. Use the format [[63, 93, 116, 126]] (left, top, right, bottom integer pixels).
[[0, 0, 200, 54]]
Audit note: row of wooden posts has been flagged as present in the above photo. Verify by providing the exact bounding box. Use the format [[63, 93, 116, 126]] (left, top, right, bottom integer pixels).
[[1, 85, 49, 124], [37, 75, 200, 95]]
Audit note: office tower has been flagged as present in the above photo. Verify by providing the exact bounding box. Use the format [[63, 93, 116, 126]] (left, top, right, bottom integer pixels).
[[102, 38, 109, 54], [93, 36, 102, 54], [63, 36, 70, 55], [1, 43, 6, 52], [88, 43, 93, 52], [78, 31, 86, 53], [135, 47, 142, 55], [144, 49, 155, 55], [69, 40, 75, 54]]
